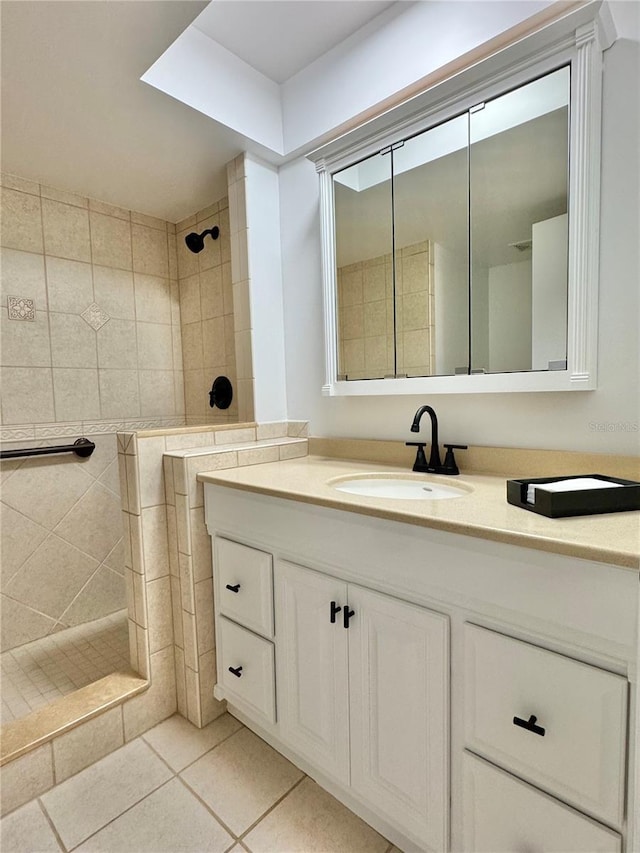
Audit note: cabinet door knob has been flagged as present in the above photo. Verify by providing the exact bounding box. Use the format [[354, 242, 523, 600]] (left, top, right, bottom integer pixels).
[[513, 714, 545, 737], [330, 601, 342, 623], [343, 607, 355, 628], [225, 583, 241, 593], [228, 665, 243, 678]]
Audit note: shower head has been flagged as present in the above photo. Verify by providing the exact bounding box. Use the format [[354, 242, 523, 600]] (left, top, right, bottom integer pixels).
[[185, 226, 220, 254]]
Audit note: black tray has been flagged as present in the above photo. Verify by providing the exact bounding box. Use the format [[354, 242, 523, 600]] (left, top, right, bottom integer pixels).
[[506, 474, 640, 518]]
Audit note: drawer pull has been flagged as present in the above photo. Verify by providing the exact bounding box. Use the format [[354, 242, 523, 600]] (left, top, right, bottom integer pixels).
[[343, 606, 355, 629], [513, 714, 546, 737], [228, 665, 243, 678], [330, 601, 342, 623], [225, 583, 241, 593]]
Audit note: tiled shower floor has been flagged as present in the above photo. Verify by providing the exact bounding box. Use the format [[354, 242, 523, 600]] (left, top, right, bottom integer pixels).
[[1, 611, 130, 724]]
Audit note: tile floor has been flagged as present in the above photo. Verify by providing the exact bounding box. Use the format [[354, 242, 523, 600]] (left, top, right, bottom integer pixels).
[[1, 712, 400, 852], [1, 612, 130, 723]]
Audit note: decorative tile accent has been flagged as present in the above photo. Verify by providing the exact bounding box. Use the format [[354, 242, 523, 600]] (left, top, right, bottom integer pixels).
[[7, 296, 35, 321], [81, 302, 110, 331]]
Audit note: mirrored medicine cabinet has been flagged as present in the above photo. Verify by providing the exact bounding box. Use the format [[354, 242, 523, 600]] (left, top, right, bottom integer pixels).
[[310, 2, 616, 396]]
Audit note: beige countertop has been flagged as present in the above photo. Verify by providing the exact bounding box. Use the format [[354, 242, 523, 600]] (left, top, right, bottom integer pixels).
[[198, 455, 640, 570]]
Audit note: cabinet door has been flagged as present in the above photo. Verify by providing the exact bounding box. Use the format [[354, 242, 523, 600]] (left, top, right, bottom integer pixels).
[[274, 561, 350, 785], [348, 585, 449, 852]]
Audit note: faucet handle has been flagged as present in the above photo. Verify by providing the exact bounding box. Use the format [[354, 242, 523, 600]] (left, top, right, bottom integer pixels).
[[406, 441, 428, 473], [442, 444, 467, 475]]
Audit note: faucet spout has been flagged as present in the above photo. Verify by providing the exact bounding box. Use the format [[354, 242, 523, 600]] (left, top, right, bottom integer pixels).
[[409, 405, 442, 470]]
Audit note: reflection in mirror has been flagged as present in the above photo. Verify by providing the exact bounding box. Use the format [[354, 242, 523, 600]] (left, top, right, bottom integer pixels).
[[470, 66, 570, 373], [334, 151, 393, 380], [393, 114, 469, 377]]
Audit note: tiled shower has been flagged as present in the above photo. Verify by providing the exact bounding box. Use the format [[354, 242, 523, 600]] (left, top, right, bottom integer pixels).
[[0, 172, 235, 722]]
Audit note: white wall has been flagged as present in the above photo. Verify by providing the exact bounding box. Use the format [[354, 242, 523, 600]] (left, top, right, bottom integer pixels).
[[278, 4, 639, 455], [488, 260, 532, 373], [434, 243, 468, 376]]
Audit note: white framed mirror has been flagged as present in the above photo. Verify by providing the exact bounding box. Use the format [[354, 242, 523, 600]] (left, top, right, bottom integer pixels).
[[311, 2, 616, 396]]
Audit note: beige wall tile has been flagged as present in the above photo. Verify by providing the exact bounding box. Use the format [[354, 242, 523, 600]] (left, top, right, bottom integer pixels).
[[89, 198, 130, 220], [53, 367, 100, 420], [124, 456, 141, 515], [256, 422, 287, 440], [202, 317, 225, 367], [41, 185, 88, 209], [0, 367, 54, 423], [168, 236, 178, 280], [0, 595, 57, 651], [141, 505, 169, 580], [401, 291, 428, 330], [137, 625, 150, 678], [182, 609, 198, 669], [90, 212, 132, 270], [0, 504, 48, 586], [287, 421, 309, 438], [178, 273, 200, 325], [176, 229, 199, 279], [0, 247, 47, 308], [342, 339, 364, 374], [45, 256, 93, 313], [96, 319, 137, 370], [179, 552, 194, 613], [137, 323, 173, 370], [185, 665, 201, 727], [132, 570, 146, 626], [175, 494, 191, 554], [2, 453, 92, 527], [171, 325, 183, 371], [128, 617, 139, 671], [197, 216, 221, 272], [1, 312, 51, 367], [176, 214, 196, 232], [1, 172, 40, 194], [279, 440, 308, 461], [131, 211, 166, 231], [137, 436, 167, 508], [364, 299, 387, 338], [0, 743, 54, 816], [50, 313, 98, 368], [190, 507, 213, 583], [163, 456, 175, 504], [197, 201, 220, 222], [42, 199, 90, 262], [237, 445, 280, 467], [184, 369, 206, 417], [53, 706, 124, 783], [403, 328, 430, 367], [132, 224, 169, 277], [401, 251, 429, 293], [222, 261, 233, 314], [200, 266, 223, 320], [181, 321, 204, 370], [1, 188, 43, 253], [232, 280, 250, 331], [170, 575, 184, 649], [134, 273, 171, 324], [341, 304, 364, 339], [363, 262, 386, 302], [194, 578, 214, 655], [93, 266, 135, 320], [99, 369, 140, 418], [54, 480, 122, 562], [123, 646, 176, 740], [364, 335, 388, 372], [6, 535, 99, 620], [147, 576, 173, 653], [175, 646, 187, 717], [61, 565, 125, 626], [172, 457, 187, 496], [139, 370, 175, 417]]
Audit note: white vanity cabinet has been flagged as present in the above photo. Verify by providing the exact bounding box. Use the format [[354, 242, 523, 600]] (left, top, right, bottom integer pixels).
[[275, 560, 449, 852], [204, 483, 638, 853]]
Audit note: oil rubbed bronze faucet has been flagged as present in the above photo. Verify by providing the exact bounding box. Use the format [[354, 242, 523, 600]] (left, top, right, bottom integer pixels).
[[406, 405, 467, 475]]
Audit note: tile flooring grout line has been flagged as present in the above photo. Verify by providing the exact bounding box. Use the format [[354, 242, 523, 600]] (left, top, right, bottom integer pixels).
[[174, 773, 240, 842], [236, 773, 307, 844], [62, 773, 177, 852], [37, 796, 68, 852], [141, 714, 243, 776]]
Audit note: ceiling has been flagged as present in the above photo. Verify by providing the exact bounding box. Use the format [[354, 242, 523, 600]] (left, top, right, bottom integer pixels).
[[0, 0, 395, 223]]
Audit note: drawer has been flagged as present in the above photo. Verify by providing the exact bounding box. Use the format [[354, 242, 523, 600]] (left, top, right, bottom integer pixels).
[[215, 537, 274, 637], [462, 752, 621, 852], [218, 616, 276, 724], [464, 624, 627, 826]]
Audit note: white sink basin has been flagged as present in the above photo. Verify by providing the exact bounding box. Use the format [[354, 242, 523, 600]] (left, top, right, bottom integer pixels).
[[330, 476, 470, 501]]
